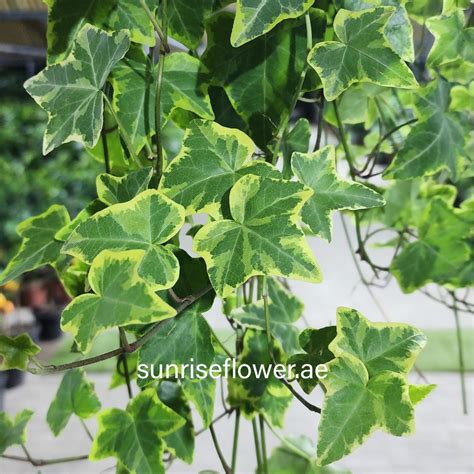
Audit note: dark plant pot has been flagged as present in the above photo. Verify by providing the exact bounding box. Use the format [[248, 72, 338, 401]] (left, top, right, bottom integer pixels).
[[33, 307, 62, 341], [5, 369, 25, 388]]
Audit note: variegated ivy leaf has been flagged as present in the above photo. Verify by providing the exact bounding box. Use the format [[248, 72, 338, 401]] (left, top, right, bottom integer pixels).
[[61, 250, 175, 353], [391, 198, 472, 293], [96, 167, 153, 206], [90, 389, 185, 474], [337, 0, 414, 62], [45, 0, 154, 62], [316, 307, 428, 465], [427, 8, 474, 67], [193, 175, 322, 297], [330, 307, 427, 376], [0, 334, 40, 371], [317, 355, 415, 465], [47, 369, 101, 436], [231, 0, 314, 46], [0, 410, 34, 455], [111, 53, 214, 153], [292, 146, 385, 241], [0, 205, 69, 285], [385, 79, 467, 180], [62, 190, 185, 289], [202, 10, 326, 150], [231, 278, 304, 355], [228, 330, 292, 427], [25, 24, 129, 155], [160, 120, 280, 216], [308, 7, 417, 101], [181, 377, 216, 429]]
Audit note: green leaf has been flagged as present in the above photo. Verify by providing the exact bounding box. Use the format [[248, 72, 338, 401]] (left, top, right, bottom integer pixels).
[[308, 7, 417, 101], [202, 11, 324, 150], [138, 309, 215, 386], [281, 118, 311, 179], [165, 0, 214, 49], [102, 0, 155, 46], [268, 435, 350, 473], [0, 410, 34, 455], [46, 368, 101, 436], [0, 334, 40, 371], [450, 82, 474, 112], [158, 381, 195, 463], [231, 278, 304, 354], [63, 190, 185, 289], [317, 355, 415, 465], [330, 307, 427, 376], [0, 205, 69, 285], [96, 167, 153, 206], [61, 250, 175, 353], [288, 326, 336, 394], [391, 198, 472, 292], [228, 330, 292, 427], [111, 53, 214, 153], [231, 0, 313, 46], [90, 388, 185, 474], [45, 0, 155, 62], [181, 377, 216, 429], [409, 384, 436, 405], [193, 175, 322, 297], [427, 9, 474, 67], [385, 79, 467, 180], [292, 146, 385, 241], [160, 120, 280, 216], [24, 24, 130, 154], [337, 0, 415, 62]]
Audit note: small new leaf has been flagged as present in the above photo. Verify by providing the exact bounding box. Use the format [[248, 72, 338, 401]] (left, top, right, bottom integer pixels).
[[0, 205, 69, 285], [0, 410, 34, 455], [90, 389, 185, 474], [292, 146, 385, 241], [24, 24, 130, 154], [0, 334, 40, 371], [61, 250, 175, 353], [193, 175, 322, 297], [47, 368, 101, 436], [63, 190, 185, 289], [308, 7, 417, 101]]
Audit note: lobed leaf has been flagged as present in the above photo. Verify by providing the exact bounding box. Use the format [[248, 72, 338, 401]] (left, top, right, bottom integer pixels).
[[193, 175, 322, 297], [63, 190, 185, 289], [292, 146, 385, 241], [61, 250, 175, 353], [0, 205, 69, 285], [308, 7, 417, 101], [25, 24, 130, 154]]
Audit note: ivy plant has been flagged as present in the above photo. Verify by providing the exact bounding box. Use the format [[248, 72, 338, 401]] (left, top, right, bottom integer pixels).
[[1, 0, 472, 472]]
